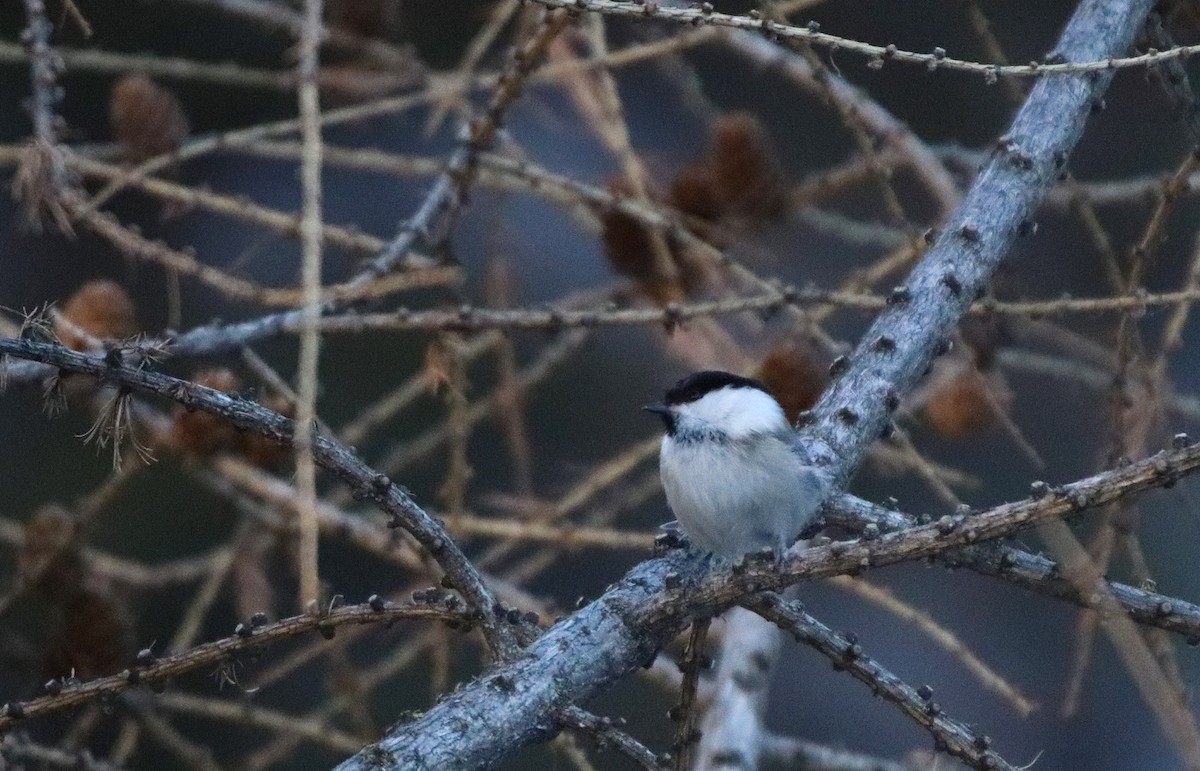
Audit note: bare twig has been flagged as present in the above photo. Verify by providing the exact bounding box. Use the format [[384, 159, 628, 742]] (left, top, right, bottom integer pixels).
[[1039, 520, 1200, 768], [829, 576, 1037, 717], [558, 706, 665, 770], [532, 0, 1193, 80], [744, 595, 1013, 770], [365, 8, 574, 278], [293, 0, 325, 611], [0, 599, 468, 729], [1, 733, 120, 771], [670, 619, 709, 769], [0, 337, 513, 653], [15, 0, 73, 231], [159, 0, 420, 73], [759, 732, 917, 770]]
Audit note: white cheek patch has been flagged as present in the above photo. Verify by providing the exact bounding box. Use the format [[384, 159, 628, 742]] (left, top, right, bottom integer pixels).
[[678, 387, 787, 438]]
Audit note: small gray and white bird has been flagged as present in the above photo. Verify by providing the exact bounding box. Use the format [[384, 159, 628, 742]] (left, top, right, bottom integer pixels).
[[645, 371, 830, 560]]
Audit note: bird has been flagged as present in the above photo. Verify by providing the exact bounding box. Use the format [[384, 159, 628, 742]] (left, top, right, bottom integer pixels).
[[644, 370, 830, 560]]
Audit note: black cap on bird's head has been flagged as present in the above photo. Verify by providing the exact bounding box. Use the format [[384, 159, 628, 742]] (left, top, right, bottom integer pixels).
[[663, 371, 768, 405], [643, 370, 770, 433]]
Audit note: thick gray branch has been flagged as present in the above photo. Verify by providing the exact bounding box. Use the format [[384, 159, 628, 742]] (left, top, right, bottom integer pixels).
[[799, 0, 1154, 478]]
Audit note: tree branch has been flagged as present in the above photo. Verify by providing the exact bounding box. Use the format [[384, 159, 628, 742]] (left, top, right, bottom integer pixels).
[[0, 599, 467, 729], [743, 594, 1013, 770], [0, 337, 513, 653]]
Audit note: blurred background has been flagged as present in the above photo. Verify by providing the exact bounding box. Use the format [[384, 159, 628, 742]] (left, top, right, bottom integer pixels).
[[3, 0, 1200, 768]]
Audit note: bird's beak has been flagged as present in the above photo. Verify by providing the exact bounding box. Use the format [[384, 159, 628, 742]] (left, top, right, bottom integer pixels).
[[643, 404, 672, 417]]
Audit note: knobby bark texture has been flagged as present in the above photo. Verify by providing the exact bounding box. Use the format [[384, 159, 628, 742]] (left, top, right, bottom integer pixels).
[[328, 0, 1157, 767]]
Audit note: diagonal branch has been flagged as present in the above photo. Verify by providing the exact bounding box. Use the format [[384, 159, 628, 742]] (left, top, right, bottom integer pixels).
[[798, 0, 1155, 477], [0, 599, 466, 729], [743, 595, 1014, 770], [0, 337, 512, 654], [825, 491, 1200, 640]]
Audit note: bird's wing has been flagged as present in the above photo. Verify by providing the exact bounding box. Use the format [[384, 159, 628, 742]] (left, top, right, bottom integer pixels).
[[779, 428, 835, 495]]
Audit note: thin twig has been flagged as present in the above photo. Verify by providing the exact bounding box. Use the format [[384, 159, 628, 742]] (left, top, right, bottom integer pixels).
[[829, 576, 1037, 717], [532, 0, 1196, 80], [558, 705, 665, 770], [1039, 519, 1200, 769], [0, 600, 468, 729], [365, 8, 575, 278], [744, 595, 1015, 771], [671, 619, 709, 769], [293, 0, 325, 611], [0, 336, 513, 653]]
